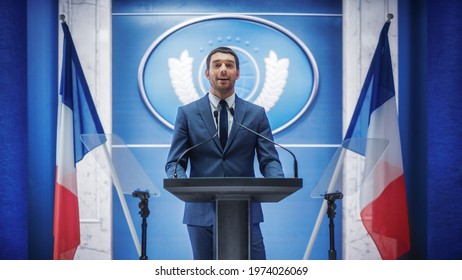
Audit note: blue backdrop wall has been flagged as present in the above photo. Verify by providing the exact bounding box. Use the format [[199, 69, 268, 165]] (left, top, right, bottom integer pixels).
[[111, 0, 343, 260]]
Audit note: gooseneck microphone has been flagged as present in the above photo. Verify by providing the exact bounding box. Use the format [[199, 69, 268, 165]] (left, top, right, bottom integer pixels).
[[229, 107, 298, 178], [173, 111, 219, 178]]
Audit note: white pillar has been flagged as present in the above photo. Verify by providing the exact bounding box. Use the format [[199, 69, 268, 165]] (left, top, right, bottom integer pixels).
[[342, 0, 398, 259], [59, 0, 113, 260]]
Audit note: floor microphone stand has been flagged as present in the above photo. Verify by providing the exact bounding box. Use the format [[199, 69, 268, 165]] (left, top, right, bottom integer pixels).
[[133, 190, 151, 260], [324, 192, 343, 260]]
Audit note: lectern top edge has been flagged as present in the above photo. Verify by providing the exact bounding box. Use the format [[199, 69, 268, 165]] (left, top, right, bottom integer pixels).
[[163, 177, 302, 203]]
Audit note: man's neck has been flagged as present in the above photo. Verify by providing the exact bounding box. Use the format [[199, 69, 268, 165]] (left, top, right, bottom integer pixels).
[[210, 90, 234, 100]]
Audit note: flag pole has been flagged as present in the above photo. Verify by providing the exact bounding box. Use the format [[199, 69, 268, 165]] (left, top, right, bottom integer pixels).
[[303, 197, 327, 259]]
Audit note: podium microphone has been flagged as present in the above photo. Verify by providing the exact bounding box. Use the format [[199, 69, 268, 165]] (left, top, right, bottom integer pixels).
[[229, 107, 298, 178], [173, 111, 219, 178]]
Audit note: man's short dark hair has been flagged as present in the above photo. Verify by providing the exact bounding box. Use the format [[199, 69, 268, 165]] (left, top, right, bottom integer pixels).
[[206, 46, 240, 70]]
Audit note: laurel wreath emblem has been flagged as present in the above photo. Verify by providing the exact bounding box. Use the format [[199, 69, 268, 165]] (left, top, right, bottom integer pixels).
[[168, 50, 289, 112]]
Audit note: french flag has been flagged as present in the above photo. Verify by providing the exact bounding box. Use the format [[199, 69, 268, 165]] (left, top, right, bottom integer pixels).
[[344, 21, 410, 260], [54, 21, 106, 260]]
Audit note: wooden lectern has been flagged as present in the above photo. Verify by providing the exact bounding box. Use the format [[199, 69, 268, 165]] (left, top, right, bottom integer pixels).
[[164, 177, 302, 260]]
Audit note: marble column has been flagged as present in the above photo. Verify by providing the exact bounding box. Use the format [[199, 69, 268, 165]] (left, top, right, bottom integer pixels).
[[59, 0, 113, 259], [342, 0, 398, 259]]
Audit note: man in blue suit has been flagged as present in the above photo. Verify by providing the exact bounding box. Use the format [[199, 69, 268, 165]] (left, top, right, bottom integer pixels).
[[165, 47, 284, 260]]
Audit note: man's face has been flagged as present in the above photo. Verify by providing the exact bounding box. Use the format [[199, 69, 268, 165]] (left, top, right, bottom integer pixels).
[[205, 52, 240, 99]]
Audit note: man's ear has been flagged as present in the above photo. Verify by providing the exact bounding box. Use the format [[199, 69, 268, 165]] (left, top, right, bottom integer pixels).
[[205, 68, 210, 80]]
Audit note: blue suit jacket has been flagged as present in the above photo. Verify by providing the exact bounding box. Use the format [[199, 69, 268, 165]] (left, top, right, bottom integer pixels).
[[165, 94, 284, 226]]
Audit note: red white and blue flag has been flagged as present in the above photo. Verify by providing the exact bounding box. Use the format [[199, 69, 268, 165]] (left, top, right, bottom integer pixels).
[[344, 21, 410, 259], [54, 22, 106, 260]]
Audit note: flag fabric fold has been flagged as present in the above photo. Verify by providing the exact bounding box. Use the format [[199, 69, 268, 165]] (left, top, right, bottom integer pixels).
[[53, 21, 106, 260], [344, 21, 410, 260]]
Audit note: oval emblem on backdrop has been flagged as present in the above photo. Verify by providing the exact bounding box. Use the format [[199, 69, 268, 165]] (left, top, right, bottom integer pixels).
[[138, 14, 319, 134]]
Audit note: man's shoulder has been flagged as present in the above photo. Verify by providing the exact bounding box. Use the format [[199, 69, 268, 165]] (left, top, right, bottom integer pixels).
[[236, 95, 264, 112], [180, 95, 208, 110]]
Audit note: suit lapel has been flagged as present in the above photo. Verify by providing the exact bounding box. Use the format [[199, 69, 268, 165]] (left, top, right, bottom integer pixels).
[[197, 94, 222, 150], [225, 95, 247, 152]]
